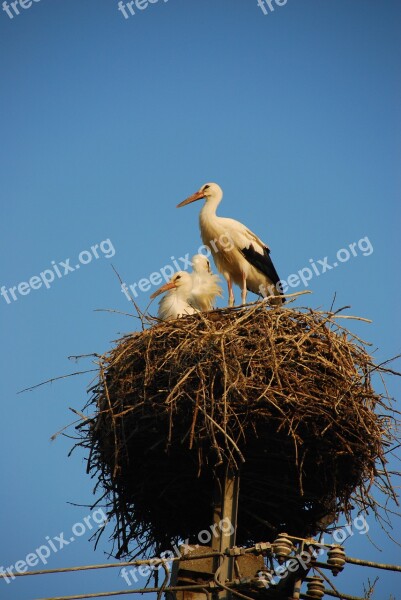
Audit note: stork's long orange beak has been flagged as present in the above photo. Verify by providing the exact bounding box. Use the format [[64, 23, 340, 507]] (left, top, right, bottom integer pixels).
[[176, 190, 205, 208], [150, 281, 176, 299]]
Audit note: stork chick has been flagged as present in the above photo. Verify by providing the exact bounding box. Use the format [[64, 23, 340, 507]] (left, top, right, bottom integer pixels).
[[150, 271, 196, 321], [190, 254, 222, 312]]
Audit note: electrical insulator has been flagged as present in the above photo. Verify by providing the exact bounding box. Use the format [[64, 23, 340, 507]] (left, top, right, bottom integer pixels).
[[306, 576, 325, 599], [272, 533, 293, 564], [327, 545, 346, 576]]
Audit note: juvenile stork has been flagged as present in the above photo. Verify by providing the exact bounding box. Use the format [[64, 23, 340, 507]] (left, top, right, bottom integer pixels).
[[150, 271, 196, 321], [190, 254, 222, 311], [177, 183, 284, 306]]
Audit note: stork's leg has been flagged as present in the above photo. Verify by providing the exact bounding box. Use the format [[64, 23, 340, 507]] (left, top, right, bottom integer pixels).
[[227, 278, 235, 307], [241, 272, 247, 305]]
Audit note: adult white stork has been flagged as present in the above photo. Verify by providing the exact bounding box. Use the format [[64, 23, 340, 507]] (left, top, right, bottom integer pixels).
[[190, 254, 223, 311], [150, 271, 196, 321], [177, 183, 284, 306]]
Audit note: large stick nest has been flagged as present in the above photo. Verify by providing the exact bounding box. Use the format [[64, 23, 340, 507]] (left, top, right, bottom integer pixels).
[[77, 304, 398, 559]]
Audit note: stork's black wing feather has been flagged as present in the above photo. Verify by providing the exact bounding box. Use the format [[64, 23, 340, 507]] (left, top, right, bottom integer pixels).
[[241, 244, 282, 290]]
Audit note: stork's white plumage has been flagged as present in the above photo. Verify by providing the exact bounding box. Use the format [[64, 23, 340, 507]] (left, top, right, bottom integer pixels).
[[150, 271, 196, 321], [177, 183, 284, 306], [190, 254, 222, 311]]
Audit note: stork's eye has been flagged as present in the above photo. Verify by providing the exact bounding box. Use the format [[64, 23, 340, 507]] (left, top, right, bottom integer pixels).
[[204, 185, 210, 190], [175, 275, 181, 279]]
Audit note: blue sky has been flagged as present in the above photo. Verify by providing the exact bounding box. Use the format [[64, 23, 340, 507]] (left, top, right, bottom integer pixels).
[[1, 0, 400, 598]]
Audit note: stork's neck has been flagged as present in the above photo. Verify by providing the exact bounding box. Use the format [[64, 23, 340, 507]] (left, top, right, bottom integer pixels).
[[199, 196, 221, 227], [199, 197, 223, 247]]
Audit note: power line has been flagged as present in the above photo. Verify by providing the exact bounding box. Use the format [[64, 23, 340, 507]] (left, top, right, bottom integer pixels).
[[0, 551, 223, 579], [35, 583, 212, 600]]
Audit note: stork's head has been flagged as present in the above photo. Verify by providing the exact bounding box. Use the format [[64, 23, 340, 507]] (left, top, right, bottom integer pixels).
[[191, 254, 211, 274], [150, 271, 193, 299], [177, 183, 223, 208]]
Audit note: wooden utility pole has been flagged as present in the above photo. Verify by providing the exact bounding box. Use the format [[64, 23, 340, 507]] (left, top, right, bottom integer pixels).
[[171, 466, 265, 600], [170, 466, 240, 600], [211, 467, 240, 599]]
